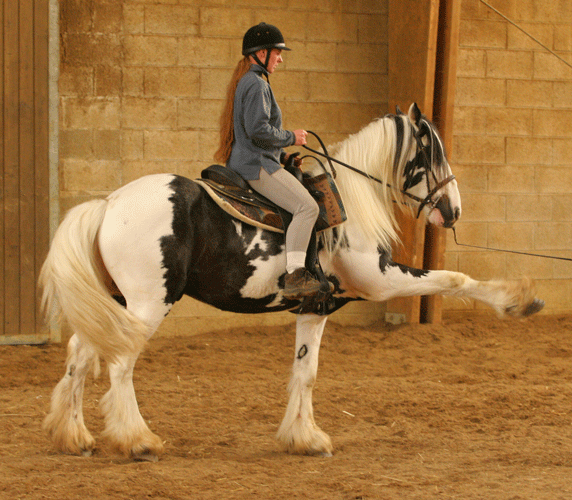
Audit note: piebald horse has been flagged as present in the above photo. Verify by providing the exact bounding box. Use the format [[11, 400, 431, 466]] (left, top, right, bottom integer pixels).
[[40, 104, 543, 460]]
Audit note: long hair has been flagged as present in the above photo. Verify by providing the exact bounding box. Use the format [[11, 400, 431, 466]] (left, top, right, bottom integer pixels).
[[319, 115, 420, 253], [214, 57, 252, 164]]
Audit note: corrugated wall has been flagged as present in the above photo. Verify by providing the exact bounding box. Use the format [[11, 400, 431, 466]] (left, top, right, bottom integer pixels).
[[0, 0, 50, 343]]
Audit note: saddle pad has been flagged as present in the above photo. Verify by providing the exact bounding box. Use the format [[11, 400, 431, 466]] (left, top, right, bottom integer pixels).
[[195, 171, 346, 234], [195, 178, 285, 233]]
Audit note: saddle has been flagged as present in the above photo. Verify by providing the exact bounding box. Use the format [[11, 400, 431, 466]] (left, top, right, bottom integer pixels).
[[195, 164, 346, 234]]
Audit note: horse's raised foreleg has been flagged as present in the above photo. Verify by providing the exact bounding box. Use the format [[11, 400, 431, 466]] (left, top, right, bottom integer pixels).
[[333, 248, 543, 317], [43, 334, 98, 455], [379, 262, 544, 317], [276, 314, 333, 456]]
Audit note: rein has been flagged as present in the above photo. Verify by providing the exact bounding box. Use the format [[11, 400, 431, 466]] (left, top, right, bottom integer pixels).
[[452, 228, 572, 262], [303, 132, 570, 263], [302, 129, 455, 219]]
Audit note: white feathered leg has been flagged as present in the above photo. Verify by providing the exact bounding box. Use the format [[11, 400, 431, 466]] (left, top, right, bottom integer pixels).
[[43, 334, 99, 455], [96, 185, 176, 460], [277, 314, 333, 456], [333, 247, 544, 318], [99, 299, 171, 460], [100, 353, 163, 460]]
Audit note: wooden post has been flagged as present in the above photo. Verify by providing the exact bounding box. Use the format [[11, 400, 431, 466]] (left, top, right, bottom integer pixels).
[[4, 0, 21, 336], [387, 0, 440, 323], [421, 0, 462, 323]]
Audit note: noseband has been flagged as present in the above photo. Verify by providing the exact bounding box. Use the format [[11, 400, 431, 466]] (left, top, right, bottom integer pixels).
[[302, 128, 456, 219]]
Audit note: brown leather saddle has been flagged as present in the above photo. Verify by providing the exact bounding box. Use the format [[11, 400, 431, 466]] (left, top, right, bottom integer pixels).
[[195, 164, 346, 233]]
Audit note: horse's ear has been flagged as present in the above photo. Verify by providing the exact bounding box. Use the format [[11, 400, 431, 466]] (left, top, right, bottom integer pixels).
[[408, 103, 422, 125], [395, 105, 403, 115]]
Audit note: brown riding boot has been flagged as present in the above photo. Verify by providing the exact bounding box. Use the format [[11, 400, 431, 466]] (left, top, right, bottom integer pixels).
[[283, 268, 322, 299]]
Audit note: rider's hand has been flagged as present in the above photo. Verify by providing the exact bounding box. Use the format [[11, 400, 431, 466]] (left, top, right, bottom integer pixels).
[[293, 129, 307, 146], [284, 152, 303, 169]]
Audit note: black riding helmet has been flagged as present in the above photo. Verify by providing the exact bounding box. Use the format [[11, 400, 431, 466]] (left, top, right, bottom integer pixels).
[[242, 23, 291, 71]]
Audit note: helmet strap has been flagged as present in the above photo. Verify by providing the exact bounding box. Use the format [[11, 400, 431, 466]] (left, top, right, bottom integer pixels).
[[264, 49, 272, 69], [251, 50, 270, 83]]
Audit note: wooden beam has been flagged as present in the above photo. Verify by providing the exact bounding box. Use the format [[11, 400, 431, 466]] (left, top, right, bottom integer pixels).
[[4, 0, 21, 336], [387, 0, 441, 323], [388, 0, 440, 116], [421, 0, 462, 323], [20, 0, 37, 336], [34, 0, 51, 334], [0, 0, 5, 335]]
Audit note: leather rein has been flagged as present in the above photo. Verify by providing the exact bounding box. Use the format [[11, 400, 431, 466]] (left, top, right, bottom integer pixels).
[[302, 129, 455, 219], [302, 131, 572, 264]]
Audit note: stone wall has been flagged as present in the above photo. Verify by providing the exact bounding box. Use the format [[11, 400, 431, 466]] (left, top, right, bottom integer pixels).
[[58, 0, 389, 334], [58, 0, 571, 326], [444, 0, 572, 315]]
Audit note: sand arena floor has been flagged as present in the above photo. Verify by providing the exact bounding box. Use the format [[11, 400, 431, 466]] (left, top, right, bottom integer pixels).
[[2, 314, 572, 499]]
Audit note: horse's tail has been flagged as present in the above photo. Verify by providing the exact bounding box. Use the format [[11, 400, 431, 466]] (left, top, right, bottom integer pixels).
[[39, 199, 148, 362]]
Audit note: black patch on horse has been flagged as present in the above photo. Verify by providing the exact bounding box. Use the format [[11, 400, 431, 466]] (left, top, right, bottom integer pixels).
[[161, 176, 300, 313], [378, 245, 428, 278], [160, 176, 355, 316], [395, 263, 429, 278], [392, 115, 405, 170], [159, 176, 197, 305], [403, 148, 426, 191]]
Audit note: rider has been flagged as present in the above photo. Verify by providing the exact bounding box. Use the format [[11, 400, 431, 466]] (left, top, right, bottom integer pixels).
[[215, 23, 322, 300]]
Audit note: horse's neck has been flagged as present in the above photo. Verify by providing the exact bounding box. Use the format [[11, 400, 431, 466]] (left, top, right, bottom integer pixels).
[[324, 116, 415, 254]]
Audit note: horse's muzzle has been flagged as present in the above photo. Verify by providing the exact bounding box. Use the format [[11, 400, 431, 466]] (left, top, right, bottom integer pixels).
[[435, 195, 461, 228]]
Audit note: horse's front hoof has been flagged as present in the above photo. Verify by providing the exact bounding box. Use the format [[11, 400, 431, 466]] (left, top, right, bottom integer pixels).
[[524, 298, 544, 317], [277, 420, 333, 457], [133, 452, 159, 462], [128, 438, 164, 462]]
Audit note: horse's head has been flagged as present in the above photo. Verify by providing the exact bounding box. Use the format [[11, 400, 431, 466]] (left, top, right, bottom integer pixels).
[[398, 103, 461, 228]]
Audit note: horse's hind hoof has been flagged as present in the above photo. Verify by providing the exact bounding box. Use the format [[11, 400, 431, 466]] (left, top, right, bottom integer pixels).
[[524, 298, 544, 317]]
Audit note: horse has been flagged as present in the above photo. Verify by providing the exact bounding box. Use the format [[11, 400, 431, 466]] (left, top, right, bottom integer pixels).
[[39, 103, 544, 461]]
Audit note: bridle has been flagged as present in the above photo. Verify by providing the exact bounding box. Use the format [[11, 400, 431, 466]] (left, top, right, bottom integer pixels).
[[303, 125, 572, 264], [302, 127, 456, 219], [405, 125, 456, 218]]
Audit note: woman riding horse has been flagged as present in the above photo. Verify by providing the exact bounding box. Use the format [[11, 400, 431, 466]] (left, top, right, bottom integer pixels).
[[215, 22, 323, 300]]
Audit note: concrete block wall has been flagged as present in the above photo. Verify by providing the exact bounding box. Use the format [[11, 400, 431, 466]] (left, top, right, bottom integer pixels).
[[58, 0, 389, 335], [444, 0, 572, 315]]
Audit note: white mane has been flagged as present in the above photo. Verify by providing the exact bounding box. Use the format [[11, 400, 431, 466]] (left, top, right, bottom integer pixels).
[[316, 115, 416, 252]]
